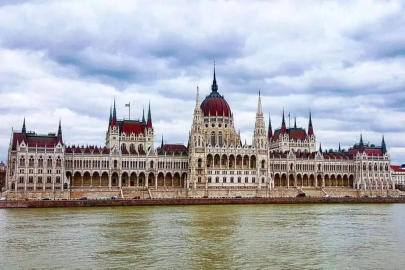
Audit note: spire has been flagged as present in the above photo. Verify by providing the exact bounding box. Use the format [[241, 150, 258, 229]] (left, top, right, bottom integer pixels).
[[294, 116, 297, 128], [319, 143, 322, 154], [161, 134, 164, 149], [142, 106, 145, 123], [257, 90, 263, 115], [147, 101, 152, 128], [211, 61, 218, 92], [308, 111, 314, 136], [281, 109, 287, 134], [195, 86, 200, 108], [267, 113, 273, 140], [58, 119, 62, 136], [109, 105, 112, 124], [381, 135, 387, 154], [338, 142, 341, 152], [359, 134, 364, 147], [112, 98, 117, 126], [22, 117, 26, 133]]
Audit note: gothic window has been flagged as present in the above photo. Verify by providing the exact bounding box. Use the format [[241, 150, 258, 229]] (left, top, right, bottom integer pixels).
[[208, 177, 212, 183], [56, 157, 62, 167], [198, 177, 201, 183], [121, 143, 126, 152], [150, 161, 154, 169], [231, 177, 234, 183], [198, 158, 202, 168], [215, 177, 219, 183], [218, 132, 223, 147], [114, 160, 118, 169], [252, 177, 255, 183], [238, 177, 241, 183], [19, 157, 25, 167], [211, 131, 216, 146], [28, 176, 33, 183], [198, 137, 201, 147], [56, 177, 61, 183], [130, 144, 135, 152], [223, 177, 226, 183], [262, 177, 265, 184], [245, 177, 248, 183], [19, 176, 24, 183], [138, 144, 144, 152], [38, 176, 42, 184], [47, 157, 52, 167], [29, 156, 34, 167], [47, 176, 52, 183]]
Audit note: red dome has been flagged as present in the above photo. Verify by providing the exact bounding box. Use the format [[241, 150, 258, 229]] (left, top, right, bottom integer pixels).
[[201, 95, 231, 117], [200, 66, 232, 117]]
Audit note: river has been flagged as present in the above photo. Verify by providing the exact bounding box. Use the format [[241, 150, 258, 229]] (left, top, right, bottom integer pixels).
[[1, 204, 405, 269]]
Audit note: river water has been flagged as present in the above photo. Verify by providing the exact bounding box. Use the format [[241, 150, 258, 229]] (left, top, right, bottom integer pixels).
[[1, 204, 405, 270]]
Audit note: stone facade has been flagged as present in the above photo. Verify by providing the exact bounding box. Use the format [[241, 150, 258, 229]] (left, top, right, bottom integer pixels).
[[5, 68, 395, 197]]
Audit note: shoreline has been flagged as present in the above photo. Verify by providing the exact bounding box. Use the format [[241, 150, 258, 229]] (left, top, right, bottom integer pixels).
[[1, 197, 405, 208]]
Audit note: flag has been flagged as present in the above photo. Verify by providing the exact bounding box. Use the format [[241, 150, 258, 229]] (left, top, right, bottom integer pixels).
[[125, 103, 130, 107]]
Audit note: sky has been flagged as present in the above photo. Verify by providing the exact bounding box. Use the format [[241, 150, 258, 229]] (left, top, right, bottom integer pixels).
[[0, 0, 405, 164]]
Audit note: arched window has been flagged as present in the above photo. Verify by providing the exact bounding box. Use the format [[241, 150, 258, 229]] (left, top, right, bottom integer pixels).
[[208, 177, 212, 183], [47, 157, 52, 167], [245, 177, 248, 183], [218, 132, 223, 147], [262, 160, 266, 169], [29, 156, 34, 167], [114, 160, 118, 169], [198, 177, 201, 183], [150, 161, 154, 169], [19, 157, 25, 167], [56, 157, 62, 167], [223, 177, 227, 183], [198, 158, 202, 168], [211, 131, 216, 146], [130, 144, 135, 152], [231, 177, 234, 183], [238, 177, 241, 183], [121, 143, 126, 152], [38, 157, 43, 167], [215, 177, 219, 183], [138, 144, 144, 152]]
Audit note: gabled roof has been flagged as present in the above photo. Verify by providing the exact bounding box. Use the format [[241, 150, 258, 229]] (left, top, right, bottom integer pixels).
[[11, 132, 60, 150], [271, 128, 308, 142]]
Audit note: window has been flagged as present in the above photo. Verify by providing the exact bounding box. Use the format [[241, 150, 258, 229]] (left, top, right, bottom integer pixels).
[[238, 177, 241, 183], [198, 158, 202, 168], [252, 177, 255, 183], [218, 132, 223, 147], [150, 161, 154, 169], [38, 177, 42, 184], [198, 177, 201, 183], [19, 176, 24, 183], [47, 157, 52, 167], [245, 177, 248, 183], [47, 177, 52, 184], [29, 156, 34, 167], [208, 177, 212, 183], [56, 176, 61, 183], [231, 177, 234, 183], [19, 157, 25, 167], [262, 177, 265, 184], [216, 177, 219, 183], [211, 131, 216, 146], [223, 177, 227, 183], [114, 160, 118, 169], [138, 144, 144, 152], [121, 143, 126, 152], [28, 176, 33, 183]]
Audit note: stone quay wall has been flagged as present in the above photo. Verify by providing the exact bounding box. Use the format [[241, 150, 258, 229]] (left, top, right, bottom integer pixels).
[[1, 197, 405, 208]]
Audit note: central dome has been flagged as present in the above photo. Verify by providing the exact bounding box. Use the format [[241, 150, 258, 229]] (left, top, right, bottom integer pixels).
[[200, 67, 232, 117]]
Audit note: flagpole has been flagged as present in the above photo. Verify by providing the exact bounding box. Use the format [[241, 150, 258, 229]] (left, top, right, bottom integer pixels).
[[129, 102, 130, 120]]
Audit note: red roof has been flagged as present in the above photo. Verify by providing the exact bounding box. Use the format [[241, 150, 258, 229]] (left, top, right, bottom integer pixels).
[[162, 144, 187, 151], [93, 147, 100, 154], [391, 165, 405, 172], [102, 147, 109, 154], [11, 132, 60, 150], [200, 96, 231, 117], [120, 121, 145, 135], [271, 128, 307, 141]]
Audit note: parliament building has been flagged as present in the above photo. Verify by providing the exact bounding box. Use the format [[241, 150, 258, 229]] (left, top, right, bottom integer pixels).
[[4, 68, 394, 198]]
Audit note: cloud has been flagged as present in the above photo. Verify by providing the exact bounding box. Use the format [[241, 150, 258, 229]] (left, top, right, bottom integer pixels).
[[0, 0, 405, 164]]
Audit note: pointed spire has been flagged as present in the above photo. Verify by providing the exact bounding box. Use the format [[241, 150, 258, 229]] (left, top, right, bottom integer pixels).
[[195, 86, 200, 108], [22, 117, 26, 133], [211, 61, 218, 92], [257, 90, 263, 115], [359, 134, 364, 147], [58, 119, 62, 136], [294, 116, 297, 129], [381, 135, 387, 154], [281, 109, 287, 134], [268, 113, 273, 140], [161, 134, 164, 149], [109, 105, 112, 123], [147, 101, 152, 128], [319, 143, 322, 154], [112, 98, 117, 127], [308, 110, 314, 136], [338, 142, 341, 152], [142, 105, 145, 123]]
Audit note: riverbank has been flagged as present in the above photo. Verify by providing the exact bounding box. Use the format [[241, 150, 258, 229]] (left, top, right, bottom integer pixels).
[[1, 196, 405, 208]]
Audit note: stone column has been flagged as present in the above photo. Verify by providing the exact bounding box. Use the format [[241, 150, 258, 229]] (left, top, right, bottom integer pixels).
[[155, 175, 158, 189], [108, 174, 112, 189]]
